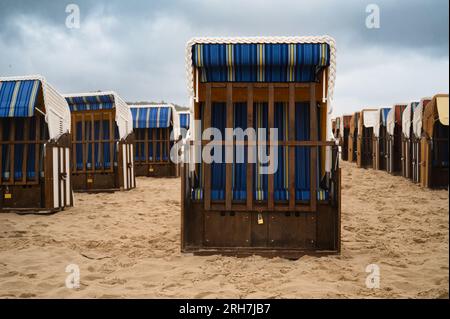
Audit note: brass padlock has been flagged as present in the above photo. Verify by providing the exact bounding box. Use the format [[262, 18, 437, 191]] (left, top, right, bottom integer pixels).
[[257, 213, 264, 225]]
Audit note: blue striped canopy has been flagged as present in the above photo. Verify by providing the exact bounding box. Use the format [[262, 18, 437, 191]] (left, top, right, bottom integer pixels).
[[193, 43, 330, 83], [179, 113, 190, 129], [381, 108, 390, 126], [0, 80, 41, 117], [131, 106, 172, 129], [66, 94, 115, 112]]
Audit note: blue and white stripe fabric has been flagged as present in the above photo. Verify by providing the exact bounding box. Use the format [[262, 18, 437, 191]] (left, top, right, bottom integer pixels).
[[0, 80, 41, 117], [65, 94, 115, 112], [193, 43, 330, 83], [131, 106, 172, 129], [179, 113, 190, 129]]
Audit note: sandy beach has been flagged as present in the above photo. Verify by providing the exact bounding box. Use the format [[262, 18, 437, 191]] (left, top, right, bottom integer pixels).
[[0, 161, 448, 298]]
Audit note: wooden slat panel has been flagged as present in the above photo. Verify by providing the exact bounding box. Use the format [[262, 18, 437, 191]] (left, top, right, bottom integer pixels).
[[0, 119, 3, 182], [208, 82, 310, 89], [167, 127, 170, 163], [194, 140, 335, 147], [35, 115, 41, 178], [109, 113, 114, 172], [82, 114, 86, 173], [288, 84, 296, 210], [145, 128, 149, 164], [159, 128, 163, 162], [9, 120, 15, 183], [268, 84, 274, 210], [208, 203, 314, 212], [152, 128, 157, 163], [90, 113, 94, 171], [309, 83, 317, 212], [99, 112, 103, 170], [44, 145, 53, 209], [225, 83, 233, 211], [204, 83, 212, 210], [72, 115, 77, 173], [246, 84, 254, 211], [57, 147, 62, 208], [21, 118, 30, 183]]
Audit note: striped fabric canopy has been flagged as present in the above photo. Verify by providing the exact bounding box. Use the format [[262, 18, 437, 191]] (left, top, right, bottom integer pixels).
[[193, 43, 330, 83], [179, 113, 190, 129], [0, 80, 41, 117], [66, 94, 115, 112], [131, 106, 172, 129]]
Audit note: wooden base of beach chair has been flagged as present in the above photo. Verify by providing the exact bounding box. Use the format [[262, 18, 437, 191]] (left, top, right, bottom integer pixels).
[[186, 248, 339, 260], [135, 162, 179, 178], [0, 206, 63, 215], [71, 173, 120, 193], [0, 131, 73, 214], [181, 163, 341, 258], [182, 202, 340, 258], [1, 184, 44, 212]]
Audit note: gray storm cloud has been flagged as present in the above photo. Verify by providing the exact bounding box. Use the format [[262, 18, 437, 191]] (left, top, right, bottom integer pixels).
[[0, 0, 448, 114]]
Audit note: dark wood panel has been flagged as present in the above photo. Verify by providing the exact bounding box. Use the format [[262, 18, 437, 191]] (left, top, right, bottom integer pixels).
[[250, 212, 269, 247], [204, 211, 251, 247]]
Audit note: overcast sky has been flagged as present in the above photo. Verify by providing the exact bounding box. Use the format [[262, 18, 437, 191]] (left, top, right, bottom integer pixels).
[[0, 0, 448, 115]]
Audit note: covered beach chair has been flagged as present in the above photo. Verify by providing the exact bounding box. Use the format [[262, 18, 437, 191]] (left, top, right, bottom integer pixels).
[[65, 91, 135, 192], [130, 104, 180, 177], [372, 108, 390, 170], [411, 97, 431, 183], [347, 112, 359, 162], [181, 36, 341, 258], [386, 104, 407, 175], [420, 94, 448, 188], [401, 101, 419, 179], [340, 115, 351, 161], [1, 75, 72, 213], [356, 109, 378, 168]]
